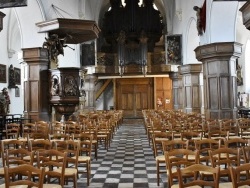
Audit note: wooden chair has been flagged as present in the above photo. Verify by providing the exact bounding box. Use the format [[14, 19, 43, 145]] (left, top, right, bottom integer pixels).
[[37, 149, 67, 187], [49, 133, 69, 141], [237, 118, 250, 139], [83, 123, 98, 160], [194, 138, 221, 165], [51, 122, 66, 135], [181, 131, 202, 150], [229, 163, 250, 188], [52, 140, 80, 188], [2, 164, 45, 188], [220, 119, 239, 138], [65, 121, 77, 135], [5, 123, 20, 139], [152, 131, 173, 158], [30, 121, 49, 140], [164, 148, 198, 187], [208, 147, 241, 185], [22, 122, 36, 138], [152, 132, 174, 186], [6, 148, 35, 167], [28, 139, 52, 153], [224, 137, 248, 149], [1, 139, 25, 168], [75, 132, 93, 186], [173, 164, 220, 188], [97, 121, 110, 150]]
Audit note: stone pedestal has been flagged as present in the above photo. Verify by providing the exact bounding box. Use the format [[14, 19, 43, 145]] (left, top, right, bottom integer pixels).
[[81, 74, 96, 112], [195, 42, 242, 119], [179, 64, 203, 114], [22, 47, 50, 122]]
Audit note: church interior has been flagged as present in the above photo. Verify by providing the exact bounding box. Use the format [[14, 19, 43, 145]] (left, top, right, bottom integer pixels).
[[0, 0, 250, 187]]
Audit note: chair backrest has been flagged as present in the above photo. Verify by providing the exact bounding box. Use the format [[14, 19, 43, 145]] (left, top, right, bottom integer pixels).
[[4, 164, 45, 188], [5, 123, 20, 139], [52, 122, 66, 134], [49, 133, 69, 141], [241, 145, 250, 163], [6, 148, 35, 167], [194, 138, 221, 165], [22, 123, 36, 138], [32, 121, 49, 139], [162, 139, 188, 152], [177, 163, 220, 188], [224, 137, 248, 148], [164, 148, 199, 187], [229, 163, 250, 188], [28, 139, 52, 152], [37, 149, 67, 186], [209, 147, 240, 179], [1, 139, 25, 167], [152, 131, 173, 158]]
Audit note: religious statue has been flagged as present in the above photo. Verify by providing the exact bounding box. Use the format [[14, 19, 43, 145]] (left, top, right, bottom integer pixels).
[[193, 3, 206, 36], [193, 6, 203, 36], [42, 34, 74, 67], [0, 87, 10, 114], [8, 64, 16, 88], [51, 77, 60, 96], [236, 63, 243, 86]]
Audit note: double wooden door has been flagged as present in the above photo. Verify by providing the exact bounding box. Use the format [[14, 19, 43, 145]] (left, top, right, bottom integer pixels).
[[116, 78, 153, 118]]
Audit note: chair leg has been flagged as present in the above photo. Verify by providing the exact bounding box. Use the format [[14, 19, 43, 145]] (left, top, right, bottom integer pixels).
[[157, 160, 160, 186]]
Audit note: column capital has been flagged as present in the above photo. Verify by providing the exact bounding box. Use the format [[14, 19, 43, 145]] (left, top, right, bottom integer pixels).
[[195, 42, 242, 62], [240, 1, 250, 30], [178, 64, 202, 75], [22, 47, 49, 63]]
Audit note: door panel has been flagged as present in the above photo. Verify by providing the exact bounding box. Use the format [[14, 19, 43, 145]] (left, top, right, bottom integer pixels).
[[116, 78, 153, 118]]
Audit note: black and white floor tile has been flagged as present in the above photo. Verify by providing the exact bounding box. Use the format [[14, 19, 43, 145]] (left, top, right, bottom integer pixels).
[[78, 119, 167, 188]]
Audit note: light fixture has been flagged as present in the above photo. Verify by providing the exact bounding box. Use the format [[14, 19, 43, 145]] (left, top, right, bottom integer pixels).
[[0, 11, 6, 32]]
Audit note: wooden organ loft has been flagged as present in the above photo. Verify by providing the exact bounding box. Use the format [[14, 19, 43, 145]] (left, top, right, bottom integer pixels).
[[94, 0, 175, 118]]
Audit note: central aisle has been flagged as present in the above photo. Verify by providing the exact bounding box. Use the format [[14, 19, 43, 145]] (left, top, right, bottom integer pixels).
[[80, 120, 167, 188]]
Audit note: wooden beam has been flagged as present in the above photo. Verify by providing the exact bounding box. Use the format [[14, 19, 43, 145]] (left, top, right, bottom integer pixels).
[[95, 79, 112, 100]]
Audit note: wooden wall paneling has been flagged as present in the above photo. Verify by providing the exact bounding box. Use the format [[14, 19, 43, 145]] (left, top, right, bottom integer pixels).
[[179, 64, 203, 113], [155, 77, 173, 110], [22, 48, 50, 122]]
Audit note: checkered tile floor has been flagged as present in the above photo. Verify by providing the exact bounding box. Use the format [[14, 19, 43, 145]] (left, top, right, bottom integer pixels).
[[78, 120, 167, 188]]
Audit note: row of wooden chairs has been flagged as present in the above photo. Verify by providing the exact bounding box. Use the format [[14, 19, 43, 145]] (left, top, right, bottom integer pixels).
[[164, 146, 250, 187], [172, 162, 250, 188], [0, 133, 93, 187], [153, 133, 250, 186]]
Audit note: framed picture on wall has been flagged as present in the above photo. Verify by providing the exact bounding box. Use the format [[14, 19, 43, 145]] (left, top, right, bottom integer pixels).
[[80, 41, 95, 66], [166, 34, 182, 65], [0, 64, 6, 83], [0, 0, 27, 9], [14, 67, 21, 85]]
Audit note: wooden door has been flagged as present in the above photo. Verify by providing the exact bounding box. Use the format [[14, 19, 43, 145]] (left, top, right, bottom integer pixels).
[[155, 77, 173, 110], [116, 78, 153, 118]]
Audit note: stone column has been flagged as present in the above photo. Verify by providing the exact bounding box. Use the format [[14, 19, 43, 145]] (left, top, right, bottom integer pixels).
[[195, 42, 242, 119], [82, 74, 96, 112], [169, 72, 181, 110], [22, 47, 50, 122], [179, 64, 203, 114]]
